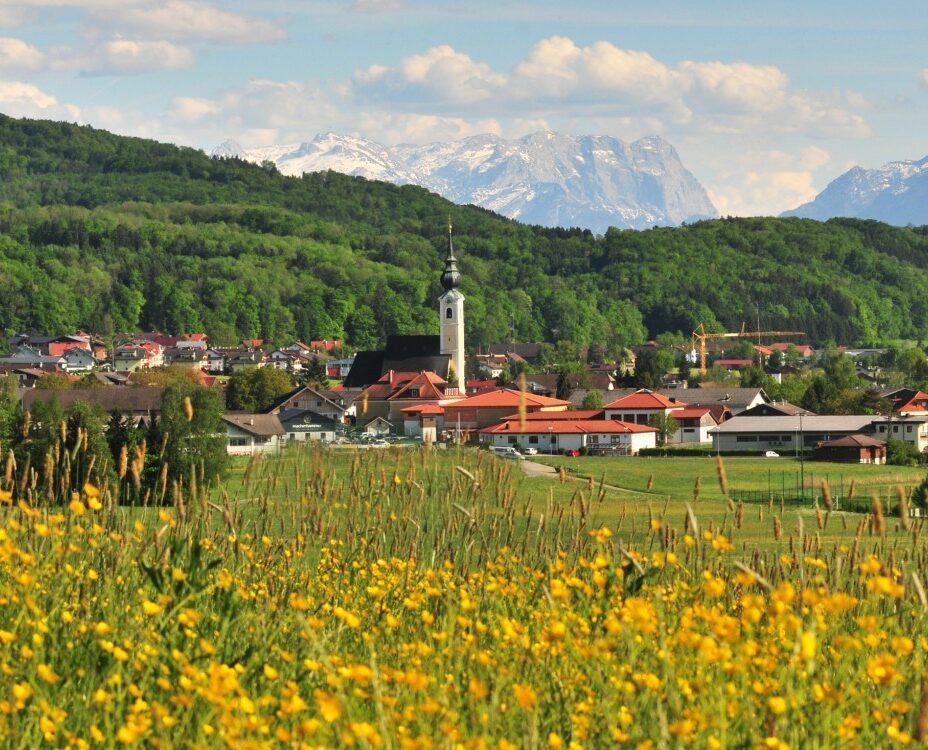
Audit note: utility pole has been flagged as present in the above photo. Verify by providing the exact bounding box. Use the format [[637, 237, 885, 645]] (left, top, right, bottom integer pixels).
[[799, 411, 805, 502]]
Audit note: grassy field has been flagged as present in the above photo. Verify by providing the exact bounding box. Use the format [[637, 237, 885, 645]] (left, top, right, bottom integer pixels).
[[5, 442, 928, 746]]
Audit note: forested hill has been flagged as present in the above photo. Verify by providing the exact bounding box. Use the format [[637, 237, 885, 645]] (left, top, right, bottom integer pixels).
[[1, 113, 928, 350]]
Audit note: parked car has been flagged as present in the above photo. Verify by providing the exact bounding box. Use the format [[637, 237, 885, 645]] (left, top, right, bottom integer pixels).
[[764, 450, 780, 458], [564, 449, 581, 457], [520, 447, 539, 456], [490, 446, 525, 460]]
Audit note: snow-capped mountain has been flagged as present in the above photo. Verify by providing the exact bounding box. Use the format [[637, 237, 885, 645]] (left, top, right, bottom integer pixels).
[[212, 131, 717, 232], [783, 156, 928, 225]]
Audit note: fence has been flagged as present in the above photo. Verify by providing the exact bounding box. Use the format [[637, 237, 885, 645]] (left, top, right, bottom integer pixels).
[[729, 482, 919, 514]]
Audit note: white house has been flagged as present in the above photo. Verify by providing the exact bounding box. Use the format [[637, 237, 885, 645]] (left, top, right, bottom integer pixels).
[[603, 389, 686, 425], [671, 406, 720, 444], [710, 415, 875, 453], [277, 409, 340, 443], [480, 417, 657, 455], [222, 413, 285, 455]]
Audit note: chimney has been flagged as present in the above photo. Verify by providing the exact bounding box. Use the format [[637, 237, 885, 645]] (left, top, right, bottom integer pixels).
[[248, 418, 254, 426]]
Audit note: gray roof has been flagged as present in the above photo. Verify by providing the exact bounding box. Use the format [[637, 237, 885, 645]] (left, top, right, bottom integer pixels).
[[603, 387, 767, 412], [22, 387, 164, 414], [711, 415, 875, 434], [222, 413, 285, 437]]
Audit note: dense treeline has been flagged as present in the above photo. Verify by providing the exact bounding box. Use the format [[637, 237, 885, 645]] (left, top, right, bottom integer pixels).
[[1, 114, 928, 350]]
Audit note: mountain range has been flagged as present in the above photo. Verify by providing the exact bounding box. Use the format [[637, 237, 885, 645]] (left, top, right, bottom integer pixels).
[[212, 131, 718, 233], [784, 156, 928, 225]]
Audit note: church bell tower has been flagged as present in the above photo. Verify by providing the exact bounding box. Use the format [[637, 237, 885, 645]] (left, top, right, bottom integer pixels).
[[439, 220, 465, 394]]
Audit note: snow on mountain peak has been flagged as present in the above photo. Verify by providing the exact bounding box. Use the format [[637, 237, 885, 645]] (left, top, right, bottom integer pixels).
[[211, 131, 717, 232]]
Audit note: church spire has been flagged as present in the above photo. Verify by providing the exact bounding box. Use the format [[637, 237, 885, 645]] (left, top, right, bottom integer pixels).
[[440, 218, 462, 291]]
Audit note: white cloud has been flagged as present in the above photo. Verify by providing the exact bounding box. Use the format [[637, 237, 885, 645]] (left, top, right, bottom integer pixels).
[[704, 146, 833, 216], [355, 45, 506, 105], [76, 39, 195, 74], [350, 37, 870, 139], [355, 112, 502, 145], [919, 68, 928, 90], [0, 37, 45, 71], [171, 95, 221, 121], [0, 81, 80, 120], [348, 0, 406, 12], [104, 1, 285, 44]]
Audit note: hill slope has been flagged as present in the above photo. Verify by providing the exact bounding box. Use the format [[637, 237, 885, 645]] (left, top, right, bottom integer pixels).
[[213, 131, 718, 232], [784, 156, 928, 225], [1, 114, 928, 349]]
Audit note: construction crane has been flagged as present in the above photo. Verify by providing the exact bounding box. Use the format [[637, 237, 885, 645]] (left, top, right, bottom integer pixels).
[[691, 323, 804, 375]]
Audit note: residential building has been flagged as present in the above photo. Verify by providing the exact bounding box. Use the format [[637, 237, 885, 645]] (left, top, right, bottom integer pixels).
[[480, 417, 657, 455], [603, 389, 686, 425], [22, 387, 165, 426], [815, 435, 887, 464], [61, 347, 97, 373], [223, 413, 285, 455], [672, 406, 720, 444], [441, 389, 569, 432], [710, 415, 875, 453], [871, 415, 928, 453], [268, 385, 350, 423], [277, 409, 341, 443]]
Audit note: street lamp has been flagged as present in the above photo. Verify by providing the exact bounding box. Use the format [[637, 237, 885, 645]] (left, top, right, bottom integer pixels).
[[548, 426, 554, 455]]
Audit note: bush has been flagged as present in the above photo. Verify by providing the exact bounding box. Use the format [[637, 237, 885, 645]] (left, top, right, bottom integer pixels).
[[886, 438, 922, 467]]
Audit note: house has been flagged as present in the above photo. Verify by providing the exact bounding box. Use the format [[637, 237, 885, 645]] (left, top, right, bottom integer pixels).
[[480, 416, 657, 455], [226, 349, 265, 372], [881, 388, 928, 416], [354, 370, 457, 431], [268, 385, 350, 423], [0, 367, 47, 387], [672, 406, 721, 444], [326, 358, 354, 379], [687, 387, 769, 415], [710, 415, 876, 453], [113, 341, 163, 372], [203, 349, 226, 373], [0, 346, 66, 371], [267, 349, 301, 371], [222, 413, 285, 455], [871, 415, 928, 453], [738, 402, 812, 418], [441, 389, 570, 432], [22, 387, 165, 426], [363, 416, 393, 437], [401, 403, 444, 442], [344, 335, 452, 390], [61, 347, 97, 373], [768, 343, 814, 361], [277, 409, 341, 443], [163, 347, 209, 370], [465, 380, 498, 396], [712, 358, 754, 371], [485, 342, 544, 365], [309, 339, 342, 353], [603, 389, 686, 425], [815, 435, 887, 464]]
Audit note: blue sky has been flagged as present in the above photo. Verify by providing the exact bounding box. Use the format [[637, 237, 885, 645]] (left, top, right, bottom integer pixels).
[[1, 0, 926, 215]]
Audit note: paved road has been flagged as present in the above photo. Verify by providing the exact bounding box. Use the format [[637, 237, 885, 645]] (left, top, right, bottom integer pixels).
[[522, 459, 560, 478]]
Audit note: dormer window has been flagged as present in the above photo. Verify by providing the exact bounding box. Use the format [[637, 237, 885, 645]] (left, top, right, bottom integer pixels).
[[446, 307, 453, 319]]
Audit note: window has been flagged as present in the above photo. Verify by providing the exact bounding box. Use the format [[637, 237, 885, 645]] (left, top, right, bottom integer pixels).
[[781, 435, 794, 442], [408, 389, 419, 398], [611, 435, 622, 443], [907, 425, 914, 433], [446, 307, 453, 319], [528, 436, 539, 444], [878, 425, 887, 432], [736, 435, 756, 443], [229, 438, 248, 447], [623, 414, 635, 422], [683, 428, 695, 433], [893, 425, 900, 433], [508, 437, 517, 445]]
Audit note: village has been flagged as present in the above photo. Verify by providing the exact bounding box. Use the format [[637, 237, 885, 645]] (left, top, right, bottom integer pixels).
[[0, 228, 924, 467]]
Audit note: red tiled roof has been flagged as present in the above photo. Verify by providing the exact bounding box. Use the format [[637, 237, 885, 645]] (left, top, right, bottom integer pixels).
[[444, 388, 570, 409], [481, 419, 656, 435], [389, 371, 447, 401], [768, 343, 813, 355], [604, 389, 684, 410], [500, 409, 604, 421], [898, 391, 928, 413], [675, 407, 715, 420], [401, 403, 444, 415], [817, 434, 885, 448]]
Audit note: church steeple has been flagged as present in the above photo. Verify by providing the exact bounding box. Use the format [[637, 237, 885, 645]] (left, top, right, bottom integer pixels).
[[440, 219, 462, 291], [439, 217, 465, 394]]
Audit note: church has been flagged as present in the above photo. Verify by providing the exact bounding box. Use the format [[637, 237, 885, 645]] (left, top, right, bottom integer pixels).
[[343, 223, 466, 395]]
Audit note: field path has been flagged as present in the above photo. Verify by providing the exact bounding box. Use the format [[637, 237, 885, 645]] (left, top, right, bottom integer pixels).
[[522, 459, 667, 500]]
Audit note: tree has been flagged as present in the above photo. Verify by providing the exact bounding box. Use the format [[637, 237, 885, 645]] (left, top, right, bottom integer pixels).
[[556, 369, 573, 401], [303, 358, 330, 389], [580, 390, 604, 410], [887, 438, 921, 467], [226, 367, 294, 412], [159, 384, 228, 490], [634, 349, 668, 390], [648, 412, 680, 447]]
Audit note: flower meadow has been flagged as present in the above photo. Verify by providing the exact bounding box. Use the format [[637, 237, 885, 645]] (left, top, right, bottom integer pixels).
[[2, 445, 928, 748]]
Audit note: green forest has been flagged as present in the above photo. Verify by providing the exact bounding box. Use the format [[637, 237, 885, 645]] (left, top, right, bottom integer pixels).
[[1, 113, 928, 353]]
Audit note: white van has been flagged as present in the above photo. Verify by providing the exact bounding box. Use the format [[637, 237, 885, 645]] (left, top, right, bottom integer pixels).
[[490, 446, 524, 460]]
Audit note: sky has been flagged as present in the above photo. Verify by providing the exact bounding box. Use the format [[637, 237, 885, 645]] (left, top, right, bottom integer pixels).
[[0, 0, 926, 216]]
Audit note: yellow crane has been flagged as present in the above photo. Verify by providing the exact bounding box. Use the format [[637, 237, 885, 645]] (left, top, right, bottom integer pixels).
[[691, 323, 804, 375]]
